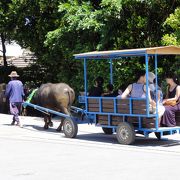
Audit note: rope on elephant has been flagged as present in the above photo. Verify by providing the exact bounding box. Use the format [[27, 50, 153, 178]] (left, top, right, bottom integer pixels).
[[26, 88, 38, 103]]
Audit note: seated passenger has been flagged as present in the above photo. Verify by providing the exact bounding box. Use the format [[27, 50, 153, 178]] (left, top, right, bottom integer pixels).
[[121, 70, 148, 98], [115, 85, 125, 97], [162, 73, 180, 127], [103, 83, 114, 97], [89, 76, 104, 96], [121, 70, 163, 126], [148, 72, 165, 120], [148, 72, 163, 103]]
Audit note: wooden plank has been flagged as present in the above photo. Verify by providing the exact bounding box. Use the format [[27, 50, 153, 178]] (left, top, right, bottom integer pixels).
[[133, 105, 147, 110], [112, 115, 124, 125], [88, 107, 99, 112], [97, 115, 155, 128], [132, 100, 146, 106], [112, 116, 123, 121], [102, 104, 114, 108], [98, 115, 108, 119], [88, 104, 99, 108], [127, 117, 138, 121], [117, 99, 129, 105], [127, 117, 138, 123], [117, 104, 129, 109], [112, 121, 123, 126], [117, 109, 130, 114], [102, 108, 114, 113], [133, 109, 146, 114], [132, 106, 147, 110], [143, 118, 155, 123], [88, 98, 99, 104], [97, 115, 108, 121], [142, 123, 155, 128], [102, 99, 114, 105], [98, 120, 108, 125], [132, 101, 147, 112], [141, 117, 156, 128]]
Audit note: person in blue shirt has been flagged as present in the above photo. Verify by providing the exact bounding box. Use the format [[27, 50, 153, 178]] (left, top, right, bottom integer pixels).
[[5, 71, 25, 127]]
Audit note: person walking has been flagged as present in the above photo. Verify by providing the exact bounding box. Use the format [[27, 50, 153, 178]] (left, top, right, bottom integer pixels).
[[5, 71, 25, 127]]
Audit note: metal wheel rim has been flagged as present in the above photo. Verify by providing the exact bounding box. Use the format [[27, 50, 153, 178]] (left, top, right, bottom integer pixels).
[[119, 127, 129, 140], [65, 121, 73, 135]]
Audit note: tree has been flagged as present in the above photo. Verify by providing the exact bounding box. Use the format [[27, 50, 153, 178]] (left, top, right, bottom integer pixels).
[[0, 0, 12, 66], [2, 0, 65, 83], [162, 7, 180, 45], [160, 7, 180, 76], [1, 0, 179, 94], [45, 0, 180, 88]]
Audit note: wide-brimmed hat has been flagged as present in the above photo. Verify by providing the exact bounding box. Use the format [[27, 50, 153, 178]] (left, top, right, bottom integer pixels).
[[148, 72, 155, 83], [8, 71, 19, 77]]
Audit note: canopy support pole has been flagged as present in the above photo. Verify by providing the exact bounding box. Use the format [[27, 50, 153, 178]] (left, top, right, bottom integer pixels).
[[110, 59, 113, 84], [145, 54, 149, 116]]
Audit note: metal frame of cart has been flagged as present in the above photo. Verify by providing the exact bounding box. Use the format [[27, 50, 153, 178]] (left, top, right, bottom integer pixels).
[[74, 46, 180, 144]]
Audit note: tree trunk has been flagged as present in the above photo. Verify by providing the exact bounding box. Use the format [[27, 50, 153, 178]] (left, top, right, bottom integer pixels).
[[0, 33, 7, 67]]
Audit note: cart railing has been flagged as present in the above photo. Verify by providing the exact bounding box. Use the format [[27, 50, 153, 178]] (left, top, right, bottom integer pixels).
[[79, 96, 155, 117]]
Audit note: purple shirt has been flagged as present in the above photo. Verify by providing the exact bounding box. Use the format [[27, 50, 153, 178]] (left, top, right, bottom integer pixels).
[[5, 80, 25, 103]]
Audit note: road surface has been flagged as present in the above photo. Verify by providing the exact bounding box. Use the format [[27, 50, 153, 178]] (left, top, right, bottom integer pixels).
[[0, 114, 180, 180]]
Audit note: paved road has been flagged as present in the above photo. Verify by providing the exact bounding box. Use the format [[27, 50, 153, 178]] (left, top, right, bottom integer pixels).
[[0, 114, 180, 180]]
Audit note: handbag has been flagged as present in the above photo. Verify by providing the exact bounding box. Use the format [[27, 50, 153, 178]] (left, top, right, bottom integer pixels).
[[164, 100, 178, 106]]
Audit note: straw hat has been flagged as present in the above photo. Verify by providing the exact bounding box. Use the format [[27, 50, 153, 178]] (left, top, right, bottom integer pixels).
[[8, 71, 19, 77], [148, 72, 155, 83]]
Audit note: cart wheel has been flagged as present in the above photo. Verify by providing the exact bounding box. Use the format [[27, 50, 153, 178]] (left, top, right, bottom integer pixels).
[[102, 127, 113, 135], [116, 122, 135, 145], [63, 118, 78, 138], [155, 132, 161, 140]]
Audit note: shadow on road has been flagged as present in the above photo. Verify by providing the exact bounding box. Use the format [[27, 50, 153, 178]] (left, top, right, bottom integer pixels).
[[2, 123, 180, 147], [2, 124, 14, 126], [23, 124, 58, 133], [76, 132, 180, 147], [2, 123, 62, 134]]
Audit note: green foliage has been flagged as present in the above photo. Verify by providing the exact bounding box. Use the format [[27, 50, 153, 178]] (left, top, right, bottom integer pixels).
[[160, 7, 180, 78], [162, 7, 180, 45], [1, 0, 180, 102]]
